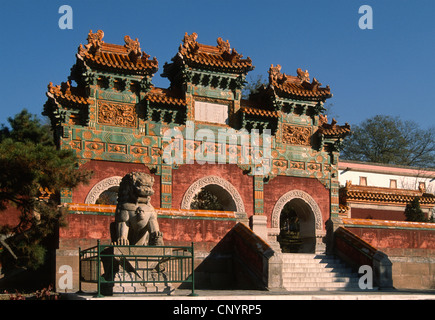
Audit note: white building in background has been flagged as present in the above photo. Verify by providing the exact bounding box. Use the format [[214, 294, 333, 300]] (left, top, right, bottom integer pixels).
[[337, 160, 435, 221], [338, 160, 435, 193]]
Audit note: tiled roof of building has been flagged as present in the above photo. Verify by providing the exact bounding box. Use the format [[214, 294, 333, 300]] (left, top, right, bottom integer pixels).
[[46, 81, 91, 106], [340, 181, 435, 206], [268, 64, 332, 101], [342, 218, 435, 230], [240, 106, 279, 118], [77, 30, 158, 75], [317, 116, 351, 137], [145, 87, 187, 107], [174, 32, 254, 72], [240, 100, 279, 118]]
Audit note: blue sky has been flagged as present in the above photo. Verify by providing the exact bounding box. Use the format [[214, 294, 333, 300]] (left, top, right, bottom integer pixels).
[[0, 0, 434, 129]]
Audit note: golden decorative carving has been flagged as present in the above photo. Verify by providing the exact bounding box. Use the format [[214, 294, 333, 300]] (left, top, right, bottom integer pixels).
[[282, 124, 311, 146], [98, 101, 136, 127]]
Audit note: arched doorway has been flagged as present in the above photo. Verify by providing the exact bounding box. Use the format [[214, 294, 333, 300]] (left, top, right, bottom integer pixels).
[[85, 176, 122, 204], [277, 199, 317, 253], [181, 175, 245, 213], [190, 185, 234, 211], [271, 190, 323, 253]]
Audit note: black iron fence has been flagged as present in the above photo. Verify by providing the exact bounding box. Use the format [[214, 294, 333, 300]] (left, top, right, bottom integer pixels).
[[79, 240, 196, 297]]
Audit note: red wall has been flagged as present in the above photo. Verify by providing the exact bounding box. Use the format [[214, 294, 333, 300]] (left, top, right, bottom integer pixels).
[[263, 175, 330, 229], [59, 212, 239, 252], [73, 160, 160, 206], [347, 227, 435, 250], [172, 163, 254, 216], [351, 208, 406, 221]]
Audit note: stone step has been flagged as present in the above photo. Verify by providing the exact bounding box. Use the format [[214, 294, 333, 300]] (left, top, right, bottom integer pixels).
[[284, 282, 358, 288], [282, 267, 352, 273], [282, 273, 358, 280], [285, 286, 364, 292], [283, 261, 345, 266], [282, 255, 342, 262], [281, 254, 366, 292], [282, 275, 356, 282]]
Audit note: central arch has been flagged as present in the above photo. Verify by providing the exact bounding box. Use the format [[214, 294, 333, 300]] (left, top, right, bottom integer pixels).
[[271, 190, 323, 253], [181, 175, 246, 213]]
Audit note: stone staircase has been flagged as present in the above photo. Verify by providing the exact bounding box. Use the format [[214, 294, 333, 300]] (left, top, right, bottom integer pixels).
[[282, 253, 372, 292]]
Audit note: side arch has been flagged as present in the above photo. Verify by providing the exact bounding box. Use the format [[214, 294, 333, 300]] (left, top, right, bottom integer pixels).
[[180, 175, 246, 213], [85, 176, 122, 204]]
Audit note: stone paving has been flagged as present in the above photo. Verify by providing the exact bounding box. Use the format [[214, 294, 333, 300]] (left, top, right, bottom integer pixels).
[[66, 288, 435, 300]]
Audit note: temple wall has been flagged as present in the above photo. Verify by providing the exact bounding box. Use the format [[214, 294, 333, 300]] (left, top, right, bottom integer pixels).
[[343, 219, 435, 289], [350, 208, 406, 221], [172, 163, 254, 216], [72, 160, 159, 205], [55, 205, 246, 292], [263, 175, 330, 229]]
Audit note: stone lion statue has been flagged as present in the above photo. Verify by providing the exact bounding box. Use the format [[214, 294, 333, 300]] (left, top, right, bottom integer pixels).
[[111, 172, 163, 246]]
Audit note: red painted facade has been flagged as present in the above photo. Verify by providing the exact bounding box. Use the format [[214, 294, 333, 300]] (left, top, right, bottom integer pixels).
[[347, 226, 435, 250], [263, 175, 330, 229], [351, 208, 406, 221], [172, 163, 253, 215], [72, 160, 159, 205]]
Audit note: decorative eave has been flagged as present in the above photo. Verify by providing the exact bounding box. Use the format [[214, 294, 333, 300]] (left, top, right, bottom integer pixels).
[[268, 64, 332, 102], [240, 100, 279, 118], [317, 115, 351, 138], [145, 87, 187, 107], [163, 32, 254, 84], [178, 32, 253, 72], [340, 181, 435, 207], [77, 30, 158, 76], [46, 81, 91, 107]]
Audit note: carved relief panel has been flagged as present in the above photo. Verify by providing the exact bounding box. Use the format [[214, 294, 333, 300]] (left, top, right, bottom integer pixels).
[[97, 100, 137, 127], [282, 124, 311, 146]]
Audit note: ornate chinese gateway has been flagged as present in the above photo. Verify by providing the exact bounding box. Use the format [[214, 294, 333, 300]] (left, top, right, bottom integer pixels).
[[44, 30, 353, 292]]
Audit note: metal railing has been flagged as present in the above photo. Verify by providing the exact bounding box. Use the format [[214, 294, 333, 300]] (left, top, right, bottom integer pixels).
[[79, 240, 196, 297]]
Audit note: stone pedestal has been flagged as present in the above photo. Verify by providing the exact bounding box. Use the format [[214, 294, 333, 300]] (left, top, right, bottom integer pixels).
[[250, 215, 268, 242], [315, 230, 327, 254], [111, 272, 174, 294], [101, 246, 175, 295]]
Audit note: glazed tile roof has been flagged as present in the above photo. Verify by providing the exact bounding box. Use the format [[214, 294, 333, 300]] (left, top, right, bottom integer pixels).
[[240, 100, 279, 118], [240, 106, 279, 118], [340, 181, 435, 206], [145, 87, 187, 107], [268, 64, 332, 101], [317, 116, 351, 137], [46, 81, 91, 106], [342, 218, 435, 230], [174, 32, 253, 72], [77, 30, 158, 75]]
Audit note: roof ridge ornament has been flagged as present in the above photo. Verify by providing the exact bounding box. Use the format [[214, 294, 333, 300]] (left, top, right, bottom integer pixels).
[[216, 37, 231, 53], [124, 35, 142, 61], [296, 68, 310, 82], [268, 64, 282, 83], [83, 29, 105, 55], [181, 32, 198, 50], [268, 64, 289, 84]]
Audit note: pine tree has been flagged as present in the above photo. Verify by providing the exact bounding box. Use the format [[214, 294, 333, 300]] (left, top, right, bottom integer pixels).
[[190, 188, 224, 211], [0, 109, 92, 270], [404, 197, 426, 222]]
